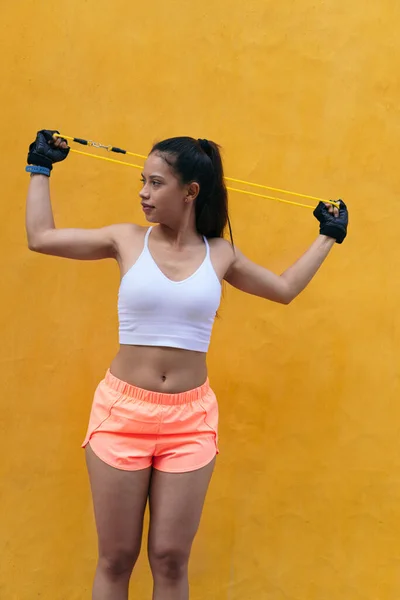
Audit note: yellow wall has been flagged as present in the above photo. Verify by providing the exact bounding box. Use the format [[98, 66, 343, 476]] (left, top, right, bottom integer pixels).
[[1, 1, 399, 598]]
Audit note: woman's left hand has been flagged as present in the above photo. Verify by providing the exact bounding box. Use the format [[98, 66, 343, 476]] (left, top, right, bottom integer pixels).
[[313, 199, 349, 244]]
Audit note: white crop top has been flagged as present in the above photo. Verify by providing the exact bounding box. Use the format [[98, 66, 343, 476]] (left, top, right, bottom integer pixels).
[[118, 227, 222, 352]]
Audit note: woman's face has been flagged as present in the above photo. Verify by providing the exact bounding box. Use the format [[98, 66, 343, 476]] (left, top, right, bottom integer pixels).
[[139, 152, 199, 225], [139, 152, 185, 222]]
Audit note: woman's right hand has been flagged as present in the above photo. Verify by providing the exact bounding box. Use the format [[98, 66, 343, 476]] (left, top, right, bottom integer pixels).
[[27, 129, 70, 172]]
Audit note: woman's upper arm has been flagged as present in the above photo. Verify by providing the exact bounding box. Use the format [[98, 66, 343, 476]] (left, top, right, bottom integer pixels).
[[224, 247, 291, 304], [28, 223, 137, 261]]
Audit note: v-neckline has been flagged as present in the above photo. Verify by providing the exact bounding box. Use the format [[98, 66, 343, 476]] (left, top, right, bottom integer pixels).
[[146, 227, 208, 284]]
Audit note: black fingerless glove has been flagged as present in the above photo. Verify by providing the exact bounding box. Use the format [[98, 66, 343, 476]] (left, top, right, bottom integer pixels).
[[313, 199, 348, 244], [27, 129, 70, 172]]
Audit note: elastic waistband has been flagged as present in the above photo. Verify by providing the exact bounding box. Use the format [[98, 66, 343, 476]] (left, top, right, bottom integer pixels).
[[104, 369, 210, 405]]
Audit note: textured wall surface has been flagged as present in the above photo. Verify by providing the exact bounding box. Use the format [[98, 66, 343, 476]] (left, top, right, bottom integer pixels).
[[1, 1, 399, 598]]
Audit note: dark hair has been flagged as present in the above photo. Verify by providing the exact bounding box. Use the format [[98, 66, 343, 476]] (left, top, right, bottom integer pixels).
[[150, 136, 234, 245]]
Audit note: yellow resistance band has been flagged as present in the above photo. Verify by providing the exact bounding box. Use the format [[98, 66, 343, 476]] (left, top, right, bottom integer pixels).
[[53, 133, 339, 210]]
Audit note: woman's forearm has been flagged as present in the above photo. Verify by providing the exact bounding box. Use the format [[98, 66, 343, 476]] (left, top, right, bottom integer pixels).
[[25, 174, 55, 247], [281, 235, 336, 302]]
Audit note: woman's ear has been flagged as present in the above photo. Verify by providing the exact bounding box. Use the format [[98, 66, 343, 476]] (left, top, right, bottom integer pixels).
[[186, 181, 200, 203]]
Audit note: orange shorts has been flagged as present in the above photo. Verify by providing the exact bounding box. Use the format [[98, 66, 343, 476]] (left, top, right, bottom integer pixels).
[[82, 370, 219, 473]]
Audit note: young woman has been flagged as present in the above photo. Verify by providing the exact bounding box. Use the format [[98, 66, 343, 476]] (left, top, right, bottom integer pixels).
[[25, 130, 348, 600]]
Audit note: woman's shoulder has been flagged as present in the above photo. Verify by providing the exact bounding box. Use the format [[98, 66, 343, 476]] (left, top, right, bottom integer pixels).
[[208, 236, 235, 254], [111, 223, 150, 274], [112, 222, 148, 255], [112, 222, 148, 242], [207, 237, 236, 278]]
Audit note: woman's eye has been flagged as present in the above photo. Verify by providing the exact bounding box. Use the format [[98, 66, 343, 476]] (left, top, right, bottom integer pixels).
[[140, 178, 145, 185], [152, 181, 161, 187]]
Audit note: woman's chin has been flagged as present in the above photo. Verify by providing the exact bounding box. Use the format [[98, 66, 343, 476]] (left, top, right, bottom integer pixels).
[[144, 214, 159, 224]]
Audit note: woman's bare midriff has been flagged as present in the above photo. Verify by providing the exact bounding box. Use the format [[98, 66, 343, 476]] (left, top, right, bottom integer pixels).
[[109, 344, 208, 393]]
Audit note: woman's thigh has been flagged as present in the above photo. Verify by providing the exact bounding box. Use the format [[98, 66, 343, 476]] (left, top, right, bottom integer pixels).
[[86, 444, 152, 560], [147, 459, 216, 560]]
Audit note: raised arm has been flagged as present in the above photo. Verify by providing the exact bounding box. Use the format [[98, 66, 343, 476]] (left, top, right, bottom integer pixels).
[[225, 200, 348, 304], [26, 173, 123, 259], [25, 129, 126, 260]]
